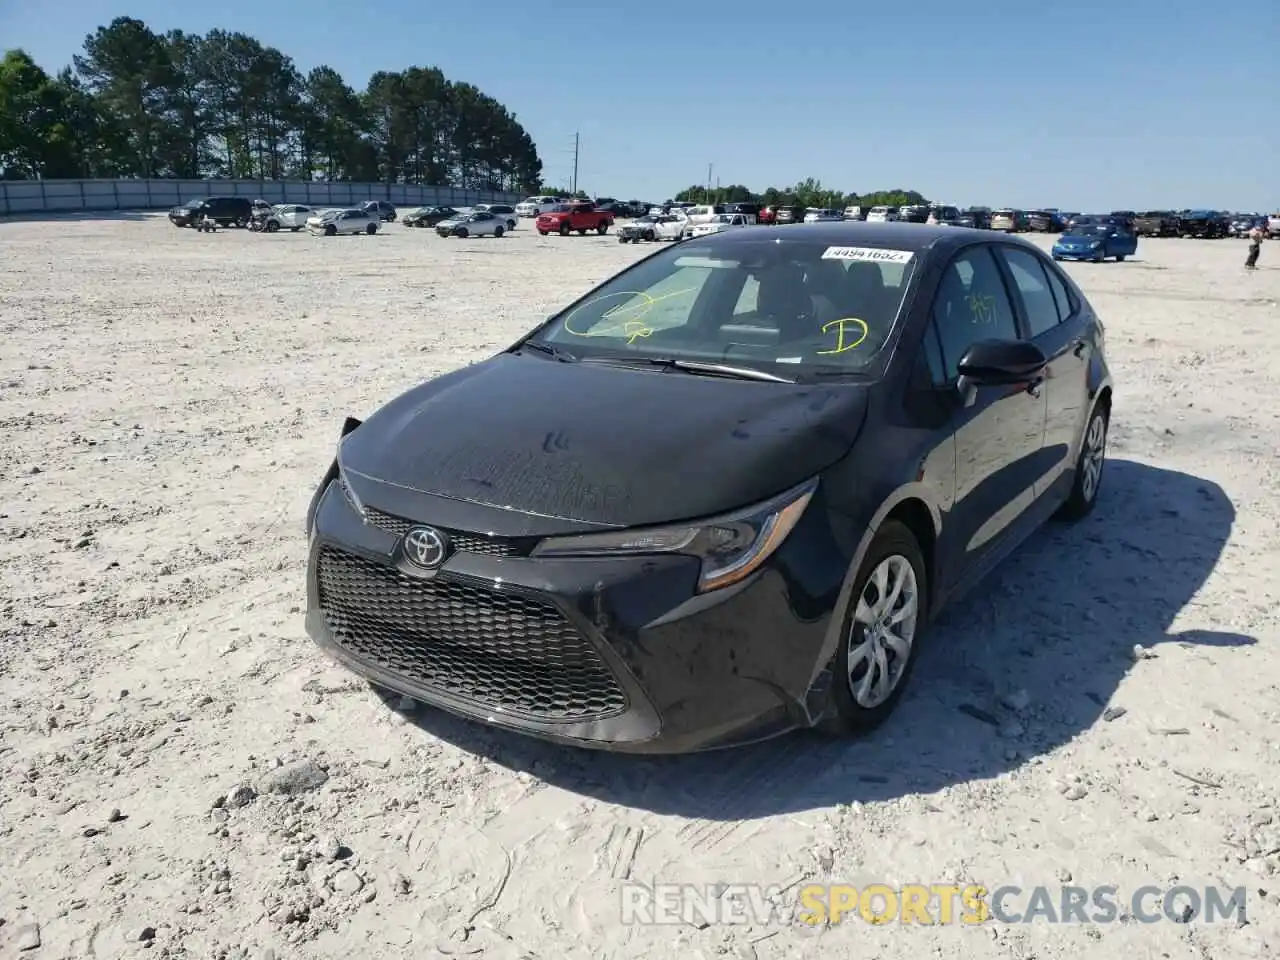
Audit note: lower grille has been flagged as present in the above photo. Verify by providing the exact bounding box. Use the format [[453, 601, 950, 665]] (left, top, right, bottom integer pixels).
[[364, 506, 525, 558], [315, 547, 627, 722]]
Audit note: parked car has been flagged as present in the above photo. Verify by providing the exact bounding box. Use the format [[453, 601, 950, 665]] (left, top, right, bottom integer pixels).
[[1107, 210, 1137, 232], [1269, 213, 1280, 239], [865, 206, 899, 223], [802, 208, 842, 223], [168, 195, 253, 228], [1133, 211, 1179, 238], [1051, 223, 1138, 261], [897, 205, 930, 224], [307, 208, 380, 236], [617, 214, 687, 243], [1229, 214, 1264, 237], [435, 210, 510, 238], [954, 209, 991, 230], [773, 205, 807, 224], [724, 202, 761, 223], [359, 201, 397, 222], [535, 202, 614, 236], [260, 204, 314, 232], [687, 213, 752, 237], [990, 209, 1024, 232], [1027, 210, 1065, 232], [516, 196, 562, 217], [1176, 210, 1229, 238], [926, 205, 964, 227], [303, 221, 1113, 753], [842, 205, 866, 221], [402, 206, 459, 228], [473, 204, 518, 229]]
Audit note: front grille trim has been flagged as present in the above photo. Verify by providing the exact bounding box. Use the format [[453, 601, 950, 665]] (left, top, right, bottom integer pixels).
[[362, 505, 529, 558], [315, 546, 628, 723]]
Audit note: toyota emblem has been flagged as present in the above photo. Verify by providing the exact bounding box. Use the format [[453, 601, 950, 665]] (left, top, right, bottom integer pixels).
[[402, 526, 449, 569]]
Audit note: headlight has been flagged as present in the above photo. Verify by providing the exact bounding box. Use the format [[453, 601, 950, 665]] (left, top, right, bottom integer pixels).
[[531, 479, 816, 593], [1090, 241, 1102, 249]]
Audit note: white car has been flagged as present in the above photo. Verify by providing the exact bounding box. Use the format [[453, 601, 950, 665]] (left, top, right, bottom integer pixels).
[[306, 208, 379, 236], [434, 210, 510, 238], [802, 208, 842, 223], [515, 196, 560, 217], [263, 204, 313, 232], [473, 204, 519, 230], [617, 214, 691, 243], [866, 205, 900, 223], [1269, 213, 1280, 238], [687, 213, 751, 238]]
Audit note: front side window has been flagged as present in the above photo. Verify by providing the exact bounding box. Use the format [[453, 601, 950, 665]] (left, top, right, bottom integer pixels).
[[930, 246, 1019, 379], [533, 239, 919, 375]]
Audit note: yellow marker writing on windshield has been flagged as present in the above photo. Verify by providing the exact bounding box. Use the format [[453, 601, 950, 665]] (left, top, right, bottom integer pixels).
[[816, 317, 869, 355], [967, 294, 996, 324], [563, 287, 699, 337]]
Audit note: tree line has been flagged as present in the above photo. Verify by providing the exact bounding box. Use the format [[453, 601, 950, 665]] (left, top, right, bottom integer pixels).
[[0, 17, 543, 191], [674, 178, 928, 210]]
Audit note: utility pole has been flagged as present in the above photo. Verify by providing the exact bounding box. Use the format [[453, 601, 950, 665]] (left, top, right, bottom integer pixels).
[[706, 163, 712, 198], [571, 132, 579, 195]]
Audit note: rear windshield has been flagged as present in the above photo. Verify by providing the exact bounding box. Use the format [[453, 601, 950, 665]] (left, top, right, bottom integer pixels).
[[533, 239, 920, 377]]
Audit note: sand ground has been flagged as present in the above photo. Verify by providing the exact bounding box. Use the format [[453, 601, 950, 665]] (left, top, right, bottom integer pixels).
[[1, 214, 1278, 960]]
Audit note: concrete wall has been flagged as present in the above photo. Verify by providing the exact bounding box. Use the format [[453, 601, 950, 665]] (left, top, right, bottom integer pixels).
[[0, 179, 525, 216]]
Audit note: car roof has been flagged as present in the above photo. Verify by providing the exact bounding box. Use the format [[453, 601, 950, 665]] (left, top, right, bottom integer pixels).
[[699, 220, 1031, 257]]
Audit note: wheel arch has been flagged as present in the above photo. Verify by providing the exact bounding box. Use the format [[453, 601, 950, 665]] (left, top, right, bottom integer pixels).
[[799, 486, 943, 726]]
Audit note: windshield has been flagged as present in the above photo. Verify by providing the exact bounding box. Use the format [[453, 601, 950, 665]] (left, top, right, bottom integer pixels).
[[531, 239, 918, 376], [182, 198, 207, 208], [1067, 225, 1112, 237]]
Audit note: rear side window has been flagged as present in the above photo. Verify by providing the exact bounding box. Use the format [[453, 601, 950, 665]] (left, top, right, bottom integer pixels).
[[1000, 247, 1062, 337], [1040, 261, 1075, 322]]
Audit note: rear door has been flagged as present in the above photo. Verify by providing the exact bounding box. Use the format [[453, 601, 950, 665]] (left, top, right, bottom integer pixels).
[[926, 244, 1049, 584], [995, 244, 1087, 498]]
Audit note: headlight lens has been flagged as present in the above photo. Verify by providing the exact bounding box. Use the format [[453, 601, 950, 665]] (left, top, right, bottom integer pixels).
[[1090, 241, 1102, 249], [531, 479, 816, 593]]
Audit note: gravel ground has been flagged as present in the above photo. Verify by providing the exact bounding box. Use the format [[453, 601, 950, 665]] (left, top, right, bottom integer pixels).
[[1, 214, 1278, 960]]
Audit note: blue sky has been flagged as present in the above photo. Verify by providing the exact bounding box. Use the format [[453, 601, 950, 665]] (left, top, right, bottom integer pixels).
[[4, 0, 1276, 210]]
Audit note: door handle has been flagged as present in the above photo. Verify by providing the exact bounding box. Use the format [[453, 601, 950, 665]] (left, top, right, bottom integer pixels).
[[1072, 338, 1087, 358], [1025, 375, 1044, 398]]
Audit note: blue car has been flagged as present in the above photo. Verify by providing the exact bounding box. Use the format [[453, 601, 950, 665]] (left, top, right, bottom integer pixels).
[[1051, 224, 1138, 262]]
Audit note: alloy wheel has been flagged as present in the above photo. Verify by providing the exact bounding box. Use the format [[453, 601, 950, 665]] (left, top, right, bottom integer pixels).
[[846, 555, 919, 709], [1080, 413, 1107, 502]]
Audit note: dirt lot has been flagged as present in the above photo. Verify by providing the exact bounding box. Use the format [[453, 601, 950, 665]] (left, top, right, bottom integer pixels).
[[1, 214, 1278, 960]]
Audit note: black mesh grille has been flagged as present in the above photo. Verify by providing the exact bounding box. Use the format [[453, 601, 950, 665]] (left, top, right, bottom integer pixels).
[[363, 506, 526, 558], [315, 547, 627, 722]]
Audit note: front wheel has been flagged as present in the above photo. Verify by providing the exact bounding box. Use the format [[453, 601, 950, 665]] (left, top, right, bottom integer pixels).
[[366, 223, 377, 234], [818, 520, 926, 736], [1056, 403, 1108, 521], [324, 224, 336, 237], [494, 225, 504, 238], [618, 236, 628, 244], [266, 221, 279, 233], [1114, 254, 1125, 262], [456, 227, 468, 238], [559, 224, 571, 236], [596, 222, 609, 235]]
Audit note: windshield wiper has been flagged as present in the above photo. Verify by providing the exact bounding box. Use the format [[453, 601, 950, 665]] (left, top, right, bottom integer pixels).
[[798, 369, 872, 382], [581, 355, 795, 383], [519, 340, 578, 362]]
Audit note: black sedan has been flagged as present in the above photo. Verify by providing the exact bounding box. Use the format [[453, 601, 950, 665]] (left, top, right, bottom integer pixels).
[[304, 223, 1113, 753]]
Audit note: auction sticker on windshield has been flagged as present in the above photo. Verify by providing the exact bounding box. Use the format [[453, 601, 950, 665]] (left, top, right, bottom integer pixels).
[[821, 246, 914, 264]]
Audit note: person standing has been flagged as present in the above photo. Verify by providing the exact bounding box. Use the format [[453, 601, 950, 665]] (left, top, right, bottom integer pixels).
[[1245, 223, 1264, 270]]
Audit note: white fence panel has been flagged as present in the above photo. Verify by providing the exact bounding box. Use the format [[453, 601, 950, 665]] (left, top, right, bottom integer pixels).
[[0, 179, 524, 215]]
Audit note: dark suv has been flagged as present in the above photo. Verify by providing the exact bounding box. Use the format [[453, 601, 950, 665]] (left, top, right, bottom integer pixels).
[[169, 196, 254, 228], [360, 201, 397, 222]]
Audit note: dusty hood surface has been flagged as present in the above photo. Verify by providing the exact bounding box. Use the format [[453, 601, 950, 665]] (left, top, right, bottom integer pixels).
[[339, 352, 868, 527]]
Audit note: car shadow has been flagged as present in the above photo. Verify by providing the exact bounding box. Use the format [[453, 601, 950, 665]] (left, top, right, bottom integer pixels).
[[381, 458, 1255, 818]]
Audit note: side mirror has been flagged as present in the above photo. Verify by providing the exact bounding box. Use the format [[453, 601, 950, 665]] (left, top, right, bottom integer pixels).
[[956, 339, 1047, 406]]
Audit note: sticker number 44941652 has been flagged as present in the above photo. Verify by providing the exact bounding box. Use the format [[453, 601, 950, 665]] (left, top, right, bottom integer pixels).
[[821, 246, 915, 264]]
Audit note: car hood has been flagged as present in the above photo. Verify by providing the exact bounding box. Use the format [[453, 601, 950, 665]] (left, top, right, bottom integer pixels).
[[1056, 235, 1101, 246], [339, 352, 869, 529]]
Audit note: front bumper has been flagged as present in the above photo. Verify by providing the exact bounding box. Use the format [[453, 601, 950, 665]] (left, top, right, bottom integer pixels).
[[304, 477, 844, 753]]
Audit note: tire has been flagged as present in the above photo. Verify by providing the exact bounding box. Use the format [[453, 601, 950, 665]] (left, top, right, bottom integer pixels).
[[818, 520, 927, 736], [644, 230, 655, 242], [456, 227, 468, 238], [596, 222, 609, 235], [366, 223, 377, 235], [266, 221, 279, 233], [559, 224, 571, 236], [618, 236, 628, 244], [538, 230, 548, 236], [290, 227, 300, 232], [577, 228, 587, 235], [324, 224, 336, 237], [494, 226, 504, 238], [1115, 254, 1125, 262], [1056, 402, 1108, 521]]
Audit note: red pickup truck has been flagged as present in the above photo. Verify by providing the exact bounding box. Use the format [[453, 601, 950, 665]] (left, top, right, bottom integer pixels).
[[535, 202, 614, 236]]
